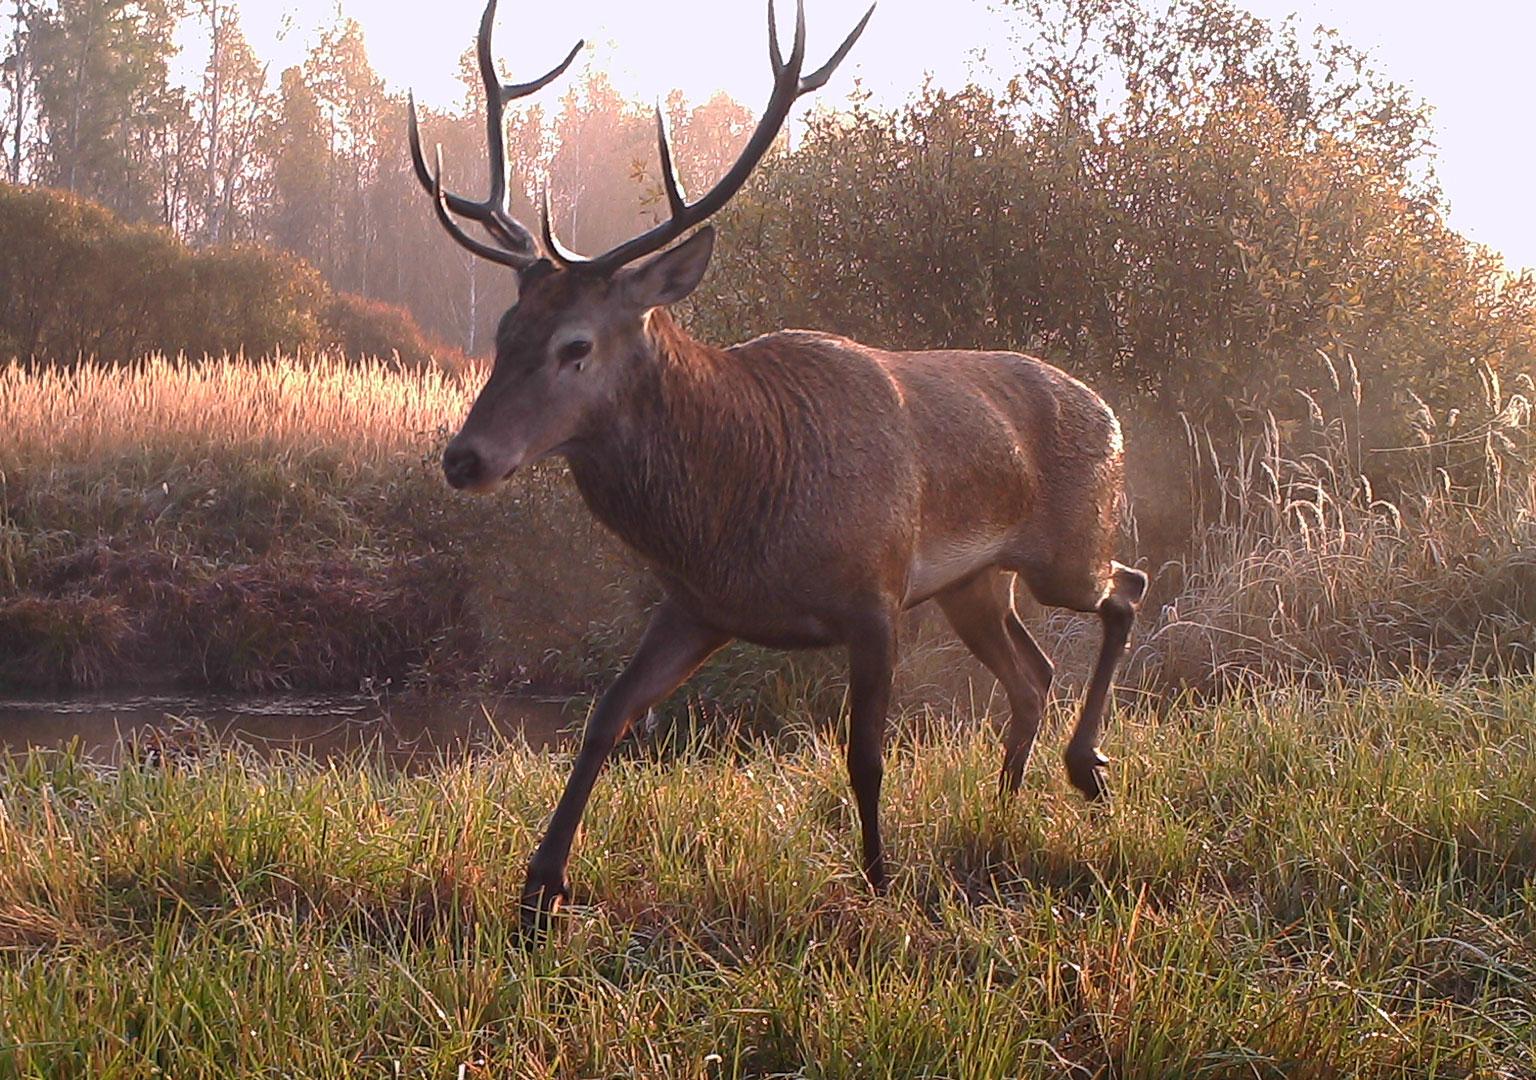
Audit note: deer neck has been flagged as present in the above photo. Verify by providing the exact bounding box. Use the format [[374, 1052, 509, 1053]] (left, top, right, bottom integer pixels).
[[564, 309, 783, 584]]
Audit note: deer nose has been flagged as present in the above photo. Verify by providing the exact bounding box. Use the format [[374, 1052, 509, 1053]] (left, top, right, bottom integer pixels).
[[442, 442, 484, 490]]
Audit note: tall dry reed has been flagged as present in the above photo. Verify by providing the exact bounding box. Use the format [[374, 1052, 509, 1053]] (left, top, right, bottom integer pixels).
[[1, 353, 475, 472], [4, 350, 1533, 695], [1112, 355, 1536, 690]]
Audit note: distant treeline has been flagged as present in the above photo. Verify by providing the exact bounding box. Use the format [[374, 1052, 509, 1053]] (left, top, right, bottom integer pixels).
[[0, 182, 447, 365], [0, 0, 755, 358], [1, 0, 1533, 442], [692, 3, 1536, 439]]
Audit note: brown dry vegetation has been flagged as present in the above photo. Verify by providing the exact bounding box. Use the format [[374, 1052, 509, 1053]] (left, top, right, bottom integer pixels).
[[0, 353, 638, 693], [2, 349, 1532, 702]]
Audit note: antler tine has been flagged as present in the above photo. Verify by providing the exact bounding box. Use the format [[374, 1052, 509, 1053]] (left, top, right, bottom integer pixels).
[[790, 0, 808, 75], [411, 0, 581, 268], [551, 0, 873, 273], [410, 92, 527, 255], [768, 0, 783, 75], [540, 188, 588, 266], [409, 93, 470, 218], [654, 104, 688, 218], [430, 145, 532, 268], [504, 39, 584, 99], [800, 3, 874, 92], [475, 0, 506, 202], [767, 0, 807, 78]]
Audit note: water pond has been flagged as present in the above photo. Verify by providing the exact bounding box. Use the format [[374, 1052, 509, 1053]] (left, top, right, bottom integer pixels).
[[0, 692, 585, 770]]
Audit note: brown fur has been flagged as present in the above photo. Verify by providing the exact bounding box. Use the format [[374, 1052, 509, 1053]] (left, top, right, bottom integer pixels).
[[421, 0, 1145, 939], [566, 311, 1128, 637], [442, 256, 1147, 931]]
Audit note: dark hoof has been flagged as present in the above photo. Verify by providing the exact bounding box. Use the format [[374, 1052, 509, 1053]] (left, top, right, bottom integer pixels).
[[517, 878, 570, 944], [864, 858, 889, 895], [997, 764, 1026, 798], [997, 747, 1032, 797], [1066, 747, 1111, 802]]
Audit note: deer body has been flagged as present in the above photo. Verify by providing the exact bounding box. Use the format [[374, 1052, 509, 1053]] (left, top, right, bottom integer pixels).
[[565, 310, 1128, 644], [409, 0, 1147, 933]]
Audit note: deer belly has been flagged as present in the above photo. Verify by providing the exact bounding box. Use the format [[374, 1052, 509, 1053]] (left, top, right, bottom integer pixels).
[[904, 535, 1007, 606], [659, 571, 842, 649]]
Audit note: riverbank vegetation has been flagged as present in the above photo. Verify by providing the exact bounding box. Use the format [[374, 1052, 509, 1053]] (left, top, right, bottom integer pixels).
[[0, 353, 634, 692], [1, 681, 1531, 1076], [5, 0, 1535, 697], [3, 348, 1532, 700]]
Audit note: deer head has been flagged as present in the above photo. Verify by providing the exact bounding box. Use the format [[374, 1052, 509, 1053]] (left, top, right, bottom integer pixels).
[[409, 0, 872, 492]]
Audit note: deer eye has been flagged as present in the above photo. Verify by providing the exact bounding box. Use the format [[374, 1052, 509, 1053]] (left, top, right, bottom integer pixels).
[[557, 339, 593, 367]]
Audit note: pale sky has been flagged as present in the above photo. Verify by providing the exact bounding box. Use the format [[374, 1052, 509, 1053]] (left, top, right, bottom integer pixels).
[[217, 0, 1535, 272]]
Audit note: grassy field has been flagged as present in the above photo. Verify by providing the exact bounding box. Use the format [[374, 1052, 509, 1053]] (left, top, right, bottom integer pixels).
[[3, 353, 1535, 1075], [1, 679, 1533, 1078]]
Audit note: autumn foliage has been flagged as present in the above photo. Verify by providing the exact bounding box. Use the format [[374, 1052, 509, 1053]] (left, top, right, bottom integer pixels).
[[0, 181, 450, 364], [697, 1, 1536, 444], [3, 0, 1535, 692]]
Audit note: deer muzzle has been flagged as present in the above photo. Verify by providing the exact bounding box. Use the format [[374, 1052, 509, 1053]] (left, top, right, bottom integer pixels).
[[442, 436, 521, 493]]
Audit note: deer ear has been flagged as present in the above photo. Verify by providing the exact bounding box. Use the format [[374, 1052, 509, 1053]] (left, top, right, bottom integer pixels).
[[621, 226, 715, 309]]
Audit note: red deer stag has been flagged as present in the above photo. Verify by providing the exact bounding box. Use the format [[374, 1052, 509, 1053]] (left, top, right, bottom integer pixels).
[[410, 0, 1148, 929]]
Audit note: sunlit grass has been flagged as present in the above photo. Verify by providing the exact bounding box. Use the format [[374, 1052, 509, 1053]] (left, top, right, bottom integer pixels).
[[3, 355, 1534, 1074], [0, 680, 1532, 1077], [1, 353, 475, 469], [0, 352, 481, 568]]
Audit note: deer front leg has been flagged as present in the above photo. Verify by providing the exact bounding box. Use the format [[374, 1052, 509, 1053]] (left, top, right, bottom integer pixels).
[[845, 607, 897, 891], [522, 601, 728, 935]]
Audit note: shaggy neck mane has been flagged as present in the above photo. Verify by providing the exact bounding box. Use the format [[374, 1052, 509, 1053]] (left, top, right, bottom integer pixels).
[[630, 307, 738, 442], [644, 306, 712, 374], [565, 308, 796, 585]]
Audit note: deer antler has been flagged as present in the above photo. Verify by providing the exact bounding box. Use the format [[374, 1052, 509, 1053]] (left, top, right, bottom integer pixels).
[[414, 0, 871, 273], [542, 0, 875, 274], [409, 0, 582, 269]]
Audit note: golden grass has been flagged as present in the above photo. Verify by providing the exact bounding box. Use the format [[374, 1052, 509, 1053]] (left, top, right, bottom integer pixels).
[[1, 682, 1532, 1076], [0, 353, 477, 472], [1125, 363, 1536, 688]]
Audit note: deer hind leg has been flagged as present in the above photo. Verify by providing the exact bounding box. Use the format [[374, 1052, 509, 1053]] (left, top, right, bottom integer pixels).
[[845, 605, 898, 891], [936, 570, 1054, 795], [1064, 562, 1147, 801]]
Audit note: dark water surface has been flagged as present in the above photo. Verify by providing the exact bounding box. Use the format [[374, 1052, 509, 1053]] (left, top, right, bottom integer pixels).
[[0, 692, 585, 769]]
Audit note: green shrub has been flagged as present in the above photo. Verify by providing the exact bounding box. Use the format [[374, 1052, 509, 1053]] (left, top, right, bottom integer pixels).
[[695, 0, 1536, 473], [320, 291, 459, 367], [0, 182, 451, 366]]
